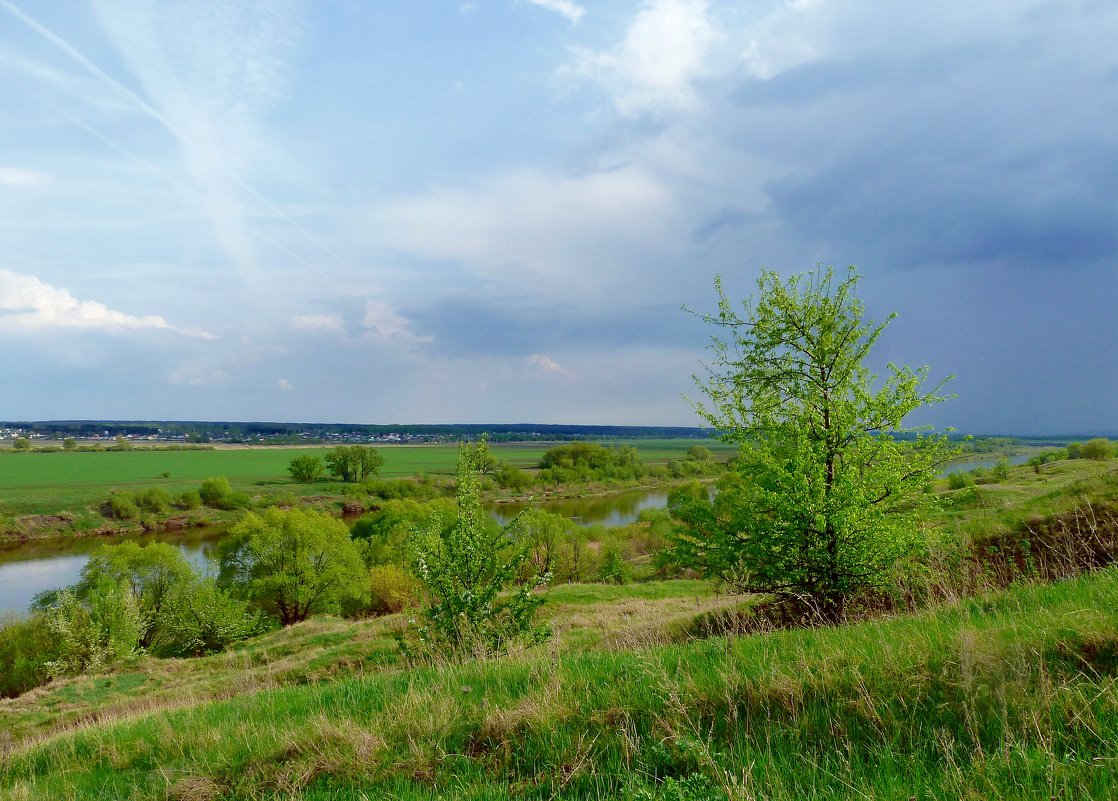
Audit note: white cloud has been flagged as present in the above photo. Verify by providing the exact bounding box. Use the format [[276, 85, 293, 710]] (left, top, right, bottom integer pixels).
[[167, 360, 229, 387], [364, 166, 680, 296], [528, 353, 571, 375], [0, 269, 214, 338], [525, 0, 585, 26], [0, 167, 51, 187], [292, 313, 344, 333], [460, 2, 479, 13], [563, 0, 719, 115], [278, 377, 293, 390], [362, 300, 432, 343]]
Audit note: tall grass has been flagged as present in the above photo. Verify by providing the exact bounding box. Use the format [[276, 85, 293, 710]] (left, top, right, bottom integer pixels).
[[3, 569, 1116, 799]]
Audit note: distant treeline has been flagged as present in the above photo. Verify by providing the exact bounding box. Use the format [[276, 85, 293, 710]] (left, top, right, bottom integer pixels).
[[2, 420, 716, 444]]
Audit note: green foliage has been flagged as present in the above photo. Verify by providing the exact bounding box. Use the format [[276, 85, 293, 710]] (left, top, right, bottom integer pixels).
[[495, 460, 534, 490], [365, 564, 423, 615], [408, 441, 549, 658], [286, 454, 325, 484], [62, 437, 77, 451], [351, 498, 455, 566], [111, 436, 134, 451], [76, 543, 194, 649], [218, 507, 368, 625], [1080, 437, 1115, 461], [597, 542, 631, 584], [108, 492, 140, 520], [134, 486, 172, 514], [947, 470, 976, 490], [537, 442, 645, 483], [199, 476, 234, 507], [518, 508, 576, 580], [12, 437, 31, 450], [363, 477, 444, 500], [0, 613, 57, 697], [670, 267, 956, 621], [44, 582, 144, 678], [991, 457, 1011, 481], [163, 578, 264, 657], [176, 490, 202, 510], [324, 445, 384, 483]]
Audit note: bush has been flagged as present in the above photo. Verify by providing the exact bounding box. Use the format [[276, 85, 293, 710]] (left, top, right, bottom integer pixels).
[[44, 582, 144, 678], [365, 565, 423, 615], [1080, 437, 1115, 461], [162, 578, 264, 657], [135, 487, 173, 514], [199, 477, 234, 507], [287, 454, 325, 484], [109, 493, 140, 520], [0, 614, 57, 697], [407, 442, 549, 658], [177, 490, 202, 510], [946, 471, 975, 490]]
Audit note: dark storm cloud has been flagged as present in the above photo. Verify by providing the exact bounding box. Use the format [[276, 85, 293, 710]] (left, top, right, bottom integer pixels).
[[407, 296, 711, 359]]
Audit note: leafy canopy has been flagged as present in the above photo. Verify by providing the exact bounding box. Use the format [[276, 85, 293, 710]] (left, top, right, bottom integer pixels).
[[218, 507, 368, 625], [670, 267, 955, 622]]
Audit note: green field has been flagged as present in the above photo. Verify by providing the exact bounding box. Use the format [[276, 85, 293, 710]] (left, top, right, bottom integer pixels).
[[0, 439, 734, 516]]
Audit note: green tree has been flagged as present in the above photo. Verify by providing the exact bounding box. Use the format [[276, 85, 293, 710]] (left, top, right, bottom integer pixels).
[[163, 578, 263, 656], [288, 454, 326, 483], [62, 437, 77, 451], [218, 507, 368, 625], [669, 267, 955, 623], [76, 542, 193, 649], [1080, 437, 1114, 461], [199, 476, 233, 507], [11, 437, 30, 450], [325, 445, 384, 483], [408, 442, 548, 658]]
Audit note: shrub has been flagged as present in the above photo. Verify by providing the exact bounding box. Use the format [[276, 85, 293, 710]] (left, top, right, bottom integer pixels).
[[408, 442, 549, 658], [177, 490, 202, 510], [947, 471, 975, 490], [991, 457, 1011, 481], [163, 578, 264, 656], [287, 454, 325, 484], [44, 582, 144, 678], [135, 487, 173, 514], [366, 565, 423, 615], [1081, 437, 1115, 461], [199, 477, 234, 507], [0, 613, 57, 697], [109, 492, 140, 520]]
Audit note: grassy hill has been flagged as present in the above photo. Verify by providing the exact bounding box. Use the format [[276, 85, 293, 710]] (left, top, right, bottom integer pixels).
[[2, 458, 1116, 799]]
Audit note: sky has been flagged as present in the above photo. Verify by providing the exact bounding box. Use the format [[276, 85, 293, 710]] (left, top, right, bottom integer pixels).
[[0, 0, 1115, 435]]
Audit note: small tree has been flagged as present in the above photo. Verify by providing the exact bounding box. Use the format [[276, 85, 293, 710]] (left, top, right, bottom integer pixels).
[[288, 454, 326, 483], [669, 267, 955, 622], [11, 437, 30, 451], [1080, 437, 1114, 461], [76, 542, 193, 649], [164, 578, 263, 656], [45, 581, 144, 678], [63, 437, 77, 450], [325, 445, 384, 483], [218, 507, 368, 625], [199, 476, 234, 507], [408, 441, 548, 658]]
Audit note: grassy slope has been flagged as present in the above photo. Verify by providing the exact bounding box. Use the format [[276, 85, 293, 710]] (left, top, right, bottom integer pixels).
[[0, 440, 735, 517], [2, 571, 1116, 800]]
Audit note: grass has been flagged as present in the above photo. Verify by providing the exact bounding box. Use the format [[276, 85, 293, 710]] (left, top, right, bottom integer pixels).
[[0, 439, 735, 517], [2, 569, 1115, 799]]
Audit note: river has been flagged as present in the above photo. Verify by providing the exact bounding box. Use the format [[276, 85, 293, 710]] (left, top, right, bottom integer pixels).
[[0, 454, 1035, 616], [0, 487, 678, 616]]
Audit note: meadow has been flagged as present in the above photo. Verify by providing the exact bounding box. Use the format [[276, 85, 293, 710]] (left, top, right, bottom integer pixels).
[[0, 439, 734, 517]]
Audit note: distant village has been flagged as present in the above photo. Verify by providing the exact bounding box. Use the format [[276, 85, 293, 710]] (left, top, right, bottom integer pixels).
[[0, 421, 710, 446]]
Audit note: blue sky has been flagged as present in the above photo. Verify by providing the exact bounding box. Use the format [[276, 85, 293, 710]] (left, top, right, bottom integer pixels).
[[1, 0, 1115, 434]]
